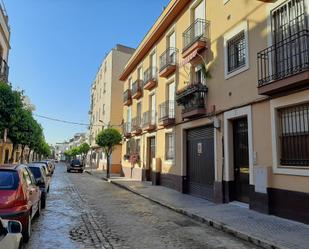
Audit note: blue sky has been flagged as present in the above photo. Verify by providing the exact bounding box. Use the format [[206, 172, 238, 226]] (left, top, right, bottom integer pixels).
[[5, 0, 169, 145]]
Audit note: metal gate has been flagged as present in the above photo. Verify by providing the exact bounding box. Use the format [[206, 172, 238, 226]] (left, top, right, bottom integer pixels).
[[186, 126, 215, 200]]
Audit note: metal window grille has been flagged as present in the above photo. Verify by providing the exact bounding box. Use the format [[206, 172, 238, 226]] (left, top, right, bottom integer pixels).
[[165, 133, 175, 160], [227, 31, 246, 73], [278, 103, 309, 166]]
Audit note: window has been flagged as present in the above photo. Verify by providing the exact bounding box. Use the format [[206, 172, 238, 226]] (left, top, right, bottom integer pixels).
[[227, 31, 246, 73], [103, 82, 106, 93], [165, 133, 175, 161], [128, 78, 132, 90], [278, 103, 309, 167], [102, 104, 105, 115], [22, 169, 32, 186], [195, 64, 206, 84], [135, 139, 140, 154], [224, 21, 249, 79], [126, 139, 136, 156], [138, 67, 143, 81]]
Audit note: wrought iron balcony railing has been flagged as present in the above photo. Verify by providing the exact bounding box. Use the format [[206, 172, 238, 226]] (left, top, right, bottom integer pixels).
[[142, 110, 156, 131], [143, 67, 157, 90], [159, 48, 178, 72], [183, 19, 210, 53], [123, 122, 132, 137], [159, 100, 175, 120], [132, 80, 143, 99], [257, 29, 309, 94], [123, 89, 132, 106], [132, 116, 142, 134], [176, 82, 208, 119]]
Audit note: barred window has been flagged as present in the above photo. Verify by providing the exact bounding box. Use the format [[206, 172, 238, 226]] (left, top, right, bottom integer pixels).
[[227, 31, 246, 73], [165, 133, 175, 161], [278, 103, 309, 167]]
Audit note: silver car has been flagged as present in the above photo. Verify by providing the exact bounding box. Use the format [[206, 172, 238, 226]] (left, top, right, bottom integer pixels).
[[0, 218, 23, 249]]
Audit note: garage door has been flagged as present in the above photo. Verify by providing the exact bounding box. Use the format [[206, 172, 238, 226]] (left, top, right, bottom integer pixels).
[[186, 126, 215, 200]]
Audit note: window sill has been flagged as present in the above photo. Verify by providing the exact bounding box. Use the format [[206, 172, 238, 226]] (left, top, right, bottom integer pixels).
[[273, 166, 309, 176], [224, 64, 249, 80]]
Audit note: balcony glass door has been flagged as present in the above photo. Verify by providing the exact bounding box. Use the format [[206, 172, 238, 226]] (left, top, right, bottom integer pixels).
[[168, 32, 176, 63], [193, 1, 205, 38], [151, 53, 157, 77], [150, 94, 156, 124], [127, 107, 131, 132], [168, 82, 175, 119]]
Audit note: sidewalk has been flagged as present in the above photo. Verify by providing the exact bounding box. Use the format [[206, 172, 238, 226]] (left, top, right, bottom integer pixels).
[[86, 171, 309, 249]]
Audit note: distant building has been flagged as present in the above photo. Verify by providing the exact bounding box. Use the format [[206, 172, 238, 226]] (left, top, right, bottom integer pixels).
[[55, 142, 69, 161], [88, 44, 134, 172]]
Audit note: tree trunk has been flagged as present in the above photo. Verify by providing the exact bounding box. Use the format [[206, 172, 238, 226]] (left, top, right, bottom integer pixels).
[[21, 145, 25, 164], [9, 144, 16, 163], [28, 149, 32, 163], [106, 155, 110, 179]]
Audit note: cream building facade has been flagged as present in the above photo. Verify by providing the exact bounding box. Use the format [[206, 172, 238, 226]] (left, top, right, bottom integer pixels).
[[120, 0, 309, 224], [0, 3, 9, 83], [89, 44, 135, 172]]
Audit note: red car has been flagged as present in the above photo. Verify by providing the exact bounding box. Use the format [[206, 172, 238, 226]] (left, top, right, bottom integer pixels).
[[0, 164, 42, 242]]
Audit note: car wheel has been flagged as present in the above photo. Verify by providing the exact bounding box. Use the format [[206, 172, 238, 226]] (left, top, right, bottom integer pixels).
[[36, 200, 41, 217], [23, 214, 31, 243], [41, 197, 46, 209], [80, 170, 83, 173]]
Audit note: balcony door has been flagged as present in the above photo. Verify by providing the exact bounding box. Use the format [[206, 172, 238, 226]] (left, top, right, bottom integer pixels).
[[150, 94, 156, 125], [127, 107, 131, 132], [193, 0, 205, 20], [168, 32, 176, 63], [150, 53, 157, 77], [168, 82, 175, 118], [271, 0, 307, 77]]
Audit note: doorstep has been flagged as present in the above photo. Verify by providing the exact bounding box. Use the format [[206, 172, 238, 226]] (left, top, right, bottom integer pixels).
[[98, 177, 309, 249]]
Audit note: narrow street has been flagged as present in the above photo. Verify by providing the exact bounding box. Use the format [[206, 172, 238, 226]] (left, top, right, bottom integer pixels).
[[24, 163, 259, 249]]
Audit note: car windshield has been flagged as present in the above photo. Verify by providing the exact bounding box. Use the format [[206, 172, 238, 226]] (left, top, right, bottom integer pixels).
[[0, 171, 18, 190], [71, 159, 81, 165], [29, 167, 41, 179]]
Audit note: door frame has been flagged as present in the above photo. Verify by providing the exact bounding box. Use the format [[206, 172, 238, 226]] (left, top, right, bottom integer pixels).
[[223, 105, 254, 186]]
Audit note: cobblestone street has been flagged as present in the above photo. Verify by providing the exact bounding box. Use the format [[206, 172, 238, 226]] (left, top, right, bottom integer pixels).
[[25, 163, 259, 249]]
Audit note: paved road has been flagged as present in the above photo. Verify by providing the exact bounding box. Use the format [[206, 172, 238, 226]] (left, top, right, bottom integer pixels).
[[25, 163, 259, 249]]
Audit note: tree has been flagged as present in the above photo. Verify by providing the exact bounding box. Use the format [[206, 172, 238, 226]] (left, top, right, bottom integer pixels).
[[96, 128, 122, 178], [78, 143, 90, 165]]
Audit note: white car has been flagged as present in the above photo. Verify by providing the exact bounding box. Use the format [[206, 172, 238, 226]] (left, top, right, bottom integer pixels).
[[0, 218, 23, 249]]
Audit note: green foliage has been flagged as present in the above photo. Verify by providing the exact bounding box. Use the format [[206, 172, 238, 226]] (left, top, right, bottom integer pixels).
[[0, 83, 49, 161], [95, 128, 122, 157], [78, 142, 90, 159]]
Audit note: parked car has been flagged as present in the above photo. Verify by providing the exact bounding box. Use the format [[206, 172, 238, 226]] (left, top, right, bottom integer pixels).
[[0, 164, 42, 242], [0, 218, 22, 249], [36, 160, 54, 175], [27, 164, 49, 208], [67, 159, 84, 173]]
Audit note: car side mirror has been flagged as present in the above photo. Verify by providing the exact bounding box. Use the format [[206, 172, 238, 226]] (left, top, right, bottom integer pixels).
[[7, 221, 22, 234]]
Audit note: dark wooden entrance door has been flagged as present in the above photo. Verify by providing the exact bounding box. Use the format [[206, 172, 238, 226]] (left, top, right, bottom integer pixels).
[[233, 118, 250, 203], [4, 150, 9, 163], [186, 126, 214, 200], [147, 137, 156, 181]]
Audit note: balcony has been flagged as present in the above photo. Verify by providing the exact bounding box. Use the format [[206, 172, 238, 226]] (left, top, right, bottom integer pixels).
[[176, 82, 208, 119], [0, 58, 9, 83], [123, 122, 132, 138], [142, 111, 156, 132], [159, 48, 178, 78], [132, 80, 143, 99], [159, 100, 175, 127], [257, 30, 309, 95], [131, 116, 142, 135], [123, 89, 132, 106], [143, 67, 157, 91], [182, 19, 210, 60]]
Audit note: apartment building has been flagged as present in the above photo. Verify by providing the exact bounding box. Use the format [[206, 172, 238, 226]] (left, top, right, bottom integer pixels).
[[120, 0, 309, 224], [0, 3, 9, 83], [89, 44, 135, 172]]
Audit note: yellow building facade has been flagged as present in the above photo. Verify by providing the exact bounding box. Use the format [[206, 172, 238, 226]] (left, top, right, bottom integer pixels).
[[120, 0, 309, 224]]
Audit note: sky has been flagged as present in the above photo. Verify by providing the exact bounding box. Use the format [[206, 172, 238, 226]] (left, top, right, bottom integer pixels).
[[5, 0, 169, 145]]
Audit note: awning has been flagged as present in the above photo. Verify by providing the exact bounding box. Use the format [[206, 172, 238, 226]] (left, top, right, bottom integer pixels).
[[179, 50, 198, 67]]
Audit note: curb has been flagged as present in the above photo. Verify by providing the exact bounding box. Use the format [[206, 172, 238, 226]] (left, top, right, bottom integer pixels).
[[86, 172, 288, 249], [109, 180, 288, 249]]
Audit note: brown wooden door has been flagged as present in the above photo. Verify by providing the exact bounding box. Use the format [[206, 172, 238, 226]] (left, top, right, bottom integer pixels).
[[147, 137, 156, 181], [233, 118, 250, 203]]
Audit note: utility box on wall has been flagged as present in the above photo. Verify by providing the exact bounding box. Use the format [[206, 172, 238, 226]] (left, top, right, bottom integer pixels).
[[254, 166, 271, 194]]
